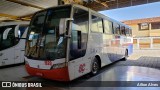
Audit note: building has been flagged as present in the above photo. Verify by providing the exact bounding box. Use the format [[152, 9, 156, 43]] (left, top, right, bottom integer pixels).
[[123, 17, 160, 37], [123, 17, 160, 49]]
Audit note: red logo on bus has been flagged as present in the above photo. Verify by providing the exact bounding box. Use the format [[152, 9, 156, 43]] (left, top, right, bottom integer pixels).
[[79, 63, 85, 73], [44, 61, 52, 66]]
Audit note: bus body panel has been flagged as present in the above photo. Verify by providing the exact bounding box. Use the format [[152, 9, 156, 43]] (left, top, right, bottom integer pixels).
[[1, 47, 14, 66], [25, 57, 70, 81], [25, 64, 70, 81], [25, 57, 66, 69], [14, 39, 26, 63]]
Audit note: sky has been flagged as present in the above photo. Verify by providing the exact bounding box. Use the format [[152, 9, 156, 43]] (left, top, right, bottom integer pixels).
[[99, 2, 160, 21]]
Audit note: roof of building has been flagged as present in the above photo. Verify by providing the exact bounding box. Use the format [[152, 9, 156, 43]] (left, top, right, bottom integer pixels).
[[122, 17, 160, 25], [0, 0, 159, 22]]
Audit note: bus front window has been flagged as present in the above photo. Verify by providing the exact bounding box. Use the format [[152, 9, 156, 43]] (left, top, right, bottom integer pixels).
[[0, 25, 16, 50], [26, 6, 71, 60]]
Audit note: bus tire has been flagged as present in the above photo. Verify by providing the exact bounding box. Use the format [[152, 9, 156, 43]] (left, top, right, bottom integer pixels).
[[91, 58, 100, 75], [124, 49, 128, 61]]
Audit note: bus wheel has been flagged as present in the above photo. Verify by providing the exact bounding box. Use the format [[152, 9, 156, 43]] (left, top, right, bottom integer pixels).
[[91, 58, 100, 75], [124, 50, 128, 61]]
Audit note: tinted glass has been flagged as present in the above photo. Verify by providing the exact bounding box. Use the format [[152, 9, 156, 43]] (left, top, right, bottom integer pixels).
[[26, 6, 71, 60]]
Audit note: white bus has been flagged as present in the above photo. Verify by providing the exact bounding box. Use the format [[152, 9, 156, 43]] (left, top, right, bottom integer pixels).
[[0, 21, 29, 66], [25, 4, 133, 81]]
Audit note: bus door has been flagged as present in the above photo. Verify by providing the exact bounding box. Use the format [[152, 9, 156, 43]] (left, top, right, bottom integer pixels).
[[68, 7, 89, 79], [1, 28, 15, 65]]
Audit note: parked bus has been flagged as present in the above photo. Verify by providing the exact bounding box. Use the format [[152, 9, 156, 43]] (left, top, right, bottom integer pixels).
[[25, 4, 133, 81], [0, 21, 29, 66]]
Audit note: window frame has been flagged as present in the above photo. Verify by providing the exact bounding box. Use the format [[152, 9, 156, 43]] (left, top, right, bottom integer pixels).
[[139, 23, 149, 30]]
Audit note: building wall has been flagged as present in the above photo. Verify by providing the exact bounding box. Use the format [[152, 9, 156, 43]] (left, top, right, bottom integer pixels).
[[128, 23, 160, 37], [150, 29, 160, 37]]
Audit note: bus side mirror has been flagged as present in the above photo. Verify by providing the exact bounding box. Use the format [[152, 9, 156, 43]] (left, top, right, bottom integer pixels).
[[3, 28, 12, 40], [59, 18, 73, 35], [15, 25, 20, 38]]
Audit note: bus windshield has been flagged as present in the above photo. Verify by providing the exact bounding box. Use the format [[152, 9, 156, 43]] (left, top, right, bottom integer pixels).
[[25, 6, 71, 60], [0, 25, 16, 50]]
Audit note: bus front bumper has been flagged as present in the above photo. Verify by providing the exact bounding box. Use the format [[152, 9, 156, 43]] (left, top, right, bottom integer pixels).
[[25, 64, 70, 81]]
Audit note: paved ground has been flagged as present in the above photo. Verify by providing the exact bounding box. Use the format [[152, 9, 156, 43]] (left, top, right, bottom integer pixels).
[[114, 49, 160, 70], [115, 56, 160, 70], [1, 65, 160, 90], [128, 49, 160, 60]]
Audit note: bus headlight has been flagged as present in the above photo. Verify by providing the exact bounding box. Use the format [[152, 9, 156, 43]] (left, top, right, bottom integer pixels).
[[50, 63, 66, 69]]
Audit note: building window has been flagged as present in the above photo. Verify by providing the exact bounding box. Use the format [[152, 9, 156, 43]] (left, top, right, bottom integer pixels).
[[139, 23, 149, 30], [151, 22, 160, 29]]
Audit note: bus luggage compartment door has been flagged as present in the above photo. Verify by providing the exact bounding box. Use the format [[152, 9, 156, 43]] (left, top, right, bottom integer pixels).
[[14, 49, 21, 63], [1, 48, 14, 66]]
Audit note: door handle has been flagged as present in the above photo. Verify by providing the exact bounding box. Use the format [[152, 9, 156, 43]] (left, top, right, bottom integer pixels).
[[0, 53, 3, 56]]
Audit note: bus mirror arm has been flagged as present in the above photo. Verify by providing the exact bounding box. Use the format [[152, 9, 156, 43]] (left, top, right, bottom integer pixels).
[[15, 25, 19, 38], [59, 18, 73, 36], [64, 35, 71, 38]]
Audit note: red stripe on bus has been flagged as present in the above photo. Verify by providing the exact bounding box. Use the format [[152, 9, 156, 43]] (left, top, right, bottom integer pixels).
[[25, 64, 70, 81]]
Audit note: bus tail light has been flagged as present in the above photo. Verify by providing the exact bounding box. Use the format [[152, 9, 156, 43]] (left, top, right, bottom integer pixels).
[[50, 63, 66, 69]]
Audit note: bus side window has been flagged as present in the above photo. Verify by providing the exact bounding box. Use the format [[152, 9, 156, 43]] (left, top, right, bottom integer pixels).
[[91, 15, 103, 33], [125, 28, 130, 36], [121, 26, 126, 36], [104, 19, 112, 34], [3, 28, 15, 49], [130, 29, 132, 36], [113, 23, 120, 35]]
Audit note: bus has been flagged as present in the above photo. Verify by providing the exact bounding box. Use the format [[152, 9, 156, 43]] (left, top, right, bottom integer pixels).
[[0, 21, 29, 66], [25, 4, 133, 81]]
